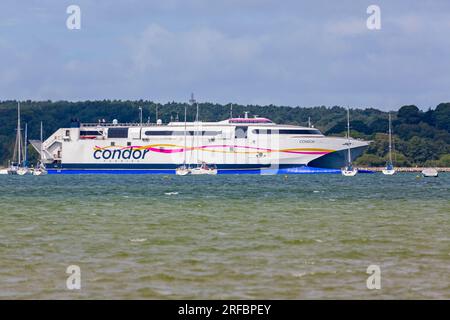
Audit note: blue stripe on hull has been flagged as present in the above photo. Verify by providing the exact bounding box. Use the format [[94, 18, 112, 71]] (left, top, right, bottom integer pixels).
[[46, 167, 371, 174], [45, 163, 373, 174]]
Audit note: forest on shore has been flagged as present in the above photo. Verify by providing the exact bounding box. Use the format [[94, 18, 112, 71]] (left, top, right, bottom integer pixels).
[[0, 100, 449, 167]]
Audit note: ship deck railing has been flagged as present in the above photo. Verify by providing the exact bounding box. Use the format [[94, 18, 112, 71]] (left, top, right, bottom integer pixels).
[[80, 122, 159, 127]]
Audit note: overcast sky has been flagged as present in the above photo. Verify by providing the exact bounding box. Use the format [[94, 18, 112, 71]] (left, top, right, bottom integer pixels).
[[1, 0, 449, 110]]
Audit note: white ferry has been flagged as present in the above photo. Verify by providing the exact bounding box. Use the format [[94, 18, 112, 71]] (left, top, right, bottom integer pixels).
[[32, 115, 369, 174]]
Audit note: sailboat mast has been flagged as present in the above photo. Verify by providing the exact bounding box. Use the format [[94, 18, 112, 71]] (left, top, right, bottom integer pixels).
[[40, 121, 43, 163], [24, 123, 28, 167], [183, 105, 187, 165], [388, 112, 393, 163], [347, 108, 351, 165], [196, 101, 199, 163], [17, 102, 22, 165]]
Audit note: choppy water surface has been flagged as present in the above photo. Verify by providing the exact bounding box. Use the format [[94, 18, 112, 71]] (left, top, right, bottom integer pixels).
[[0, 174, 448, 299]]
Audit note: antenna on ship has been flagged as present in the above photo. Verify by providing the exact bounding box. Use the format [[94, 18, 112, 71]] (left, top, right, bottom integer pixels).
[[308, 117, 311, 128], [138, 106, 143, 139], [189, 93, 198, 122], [138, 106, 143, 126]]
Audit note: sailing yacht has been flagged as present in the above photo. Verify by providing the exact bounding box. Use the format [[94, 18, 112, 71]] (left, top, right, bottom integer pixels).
[[8, 102, 28, 175], [190, 162, 218, 175], [382, 113, 396, 175], [33, 121, 47, 176], [341, 108, 358, 176], [190, 95, 217, 175], [17, 122, 31, 175], [176, 104, 191, 176], [182, 94, 217, 175]]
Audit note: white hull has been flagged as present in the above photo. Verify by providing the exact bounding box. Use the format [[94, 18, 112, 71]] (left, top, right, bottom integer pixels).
[[382, 169, 396, 175], [422, 168, 438, 177], [17, 168, 31, 176], [175, 168, 190, 176], [190, 167, 218, 175], [33, 169, 47, 176], [341, 169, 358, 176]]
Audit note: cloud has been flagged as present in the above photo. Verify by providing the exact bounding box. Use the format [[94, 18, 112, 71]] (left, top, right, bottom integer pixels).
[[0, 1, 449, 109]]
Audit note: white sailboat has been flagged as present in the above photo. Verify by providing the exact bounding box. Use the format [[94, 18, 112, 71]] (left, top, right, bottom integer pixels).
[[176, 103, 191, 176], [33, 121, 47, 176], [186, 93, 217, 175], [190, 162, 218, 175], [8, 102, 26, 175], [382, 113, 396, 175], [17, 122, 31, 175], [341, 108, 358, 176], [422, 168, 438, 177]]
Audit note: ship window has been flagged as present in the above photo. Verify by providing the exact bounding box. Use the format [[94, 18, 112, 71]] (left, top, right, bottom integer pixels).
[[80, 130, 102, 136], [145, 130, 173, 136], [252, 129, 321, 135], [108, 128, 129, 138], [235, 126, 248, 139], [111, 142, 115, 146], [144, 130, 221, 136], [127, 141, 131, 146]]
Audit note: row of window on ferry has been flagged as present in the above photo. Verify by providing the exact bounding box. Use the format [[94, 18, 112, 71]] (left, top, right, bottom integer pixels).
[[80, 128, 322, 139]]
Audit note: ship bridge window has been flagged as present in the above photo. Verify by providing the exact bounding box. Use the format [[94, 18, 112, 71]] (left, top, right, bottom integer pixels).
[[80, 130, 103, 136], [252, 129, 322, 135], [108, 128, 129, 138], [144, 130, 221, 136]]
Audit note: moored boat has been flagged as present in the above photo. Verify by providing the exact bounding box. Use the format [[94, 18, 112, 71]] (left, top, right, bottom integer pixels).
[[382, 113, 396, 175], [341, 108, 358, 176], [422, 168, 438, 177]]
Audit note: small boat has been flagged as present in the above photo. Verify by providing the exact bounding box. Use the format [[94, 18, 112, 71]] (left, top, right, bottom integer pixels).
[[0, 168, 9, 175], [17, 167, 31, 176], [382, 113, 396, 175], [382, 163, 396, 175], [342, 164, 358, 176], [176, 103, 191, 176], [422, 168, 438, 177], [175, 164, 191, 176], [17, 122, 31, 175], [341, 108, 358, 176], [6, 162, 18, 175], [33, 165, 47, 176], [180, 94, 218, 176], [8, 102, 31, 175], [190, 162, 218, 175]]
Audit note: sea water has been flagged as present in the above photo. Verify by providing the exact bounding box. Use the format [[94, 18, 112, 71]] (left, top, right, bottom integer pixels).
[[0, 174, 448, 299]]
